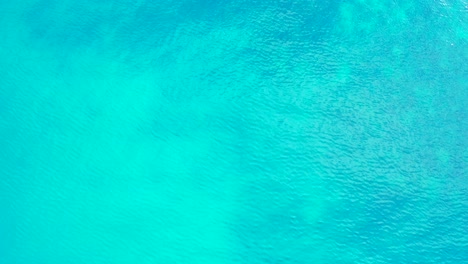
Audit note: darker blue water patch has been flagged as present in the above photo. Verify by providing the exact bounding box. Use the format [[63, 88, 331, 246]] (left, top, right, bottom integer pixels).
[[22, 0, 339, 57], [23, 0, 113, 50]]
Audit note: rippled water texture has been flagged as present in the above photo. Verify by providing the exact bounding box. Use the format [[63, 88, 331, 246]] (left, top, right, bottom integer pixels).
[[0, 0, 467, 263]]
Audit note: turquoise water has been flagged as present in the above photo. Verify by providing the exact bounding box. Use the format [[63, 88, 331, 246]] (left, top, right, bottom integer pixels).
[[0, 0, 467, 263]]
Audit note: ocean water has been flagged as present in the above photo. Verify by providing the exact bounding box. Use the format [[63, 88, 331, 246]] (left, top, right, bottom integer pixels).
[[0, 0, 467, 263]]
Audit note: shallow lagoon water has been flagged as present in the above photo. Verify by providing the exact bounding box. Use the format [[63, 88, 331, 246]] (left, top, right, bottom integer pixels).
[[0, 0, 467, 263]]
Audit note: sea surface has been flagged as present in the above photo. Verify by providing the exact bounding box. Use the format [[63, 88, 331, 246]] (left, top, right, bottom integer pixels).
[[0, 0, 467, 263]]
